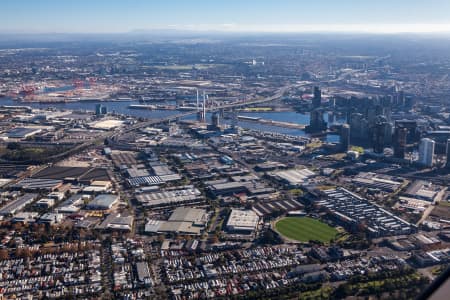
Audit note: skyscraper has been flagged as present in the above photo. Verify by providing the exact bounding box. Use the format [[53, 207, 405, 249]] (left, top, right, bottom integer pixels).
[[404, 96, 415, 110], [327, 111, 334, 125], [230, 108, 238, 130], [396, 90, 405, 107], [206, 111, 221, 131], [395, 120, 418, 143], [372, 117, 389, 154], [349, 113, 369, 141], [393, 127, 408, 159], [305, 109, 327, 133], [211, 112, 220, 127], [95, 104, 107, 115], [418, 138, 435, 167], [95, 104, 102, 115], [312, 86, 321, 108], [340, 124, 350, 152]]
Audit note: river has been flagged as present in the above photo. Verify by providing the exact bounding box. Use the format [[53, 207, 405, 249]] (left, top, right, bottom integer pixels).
[[0, 97, 343, 143]]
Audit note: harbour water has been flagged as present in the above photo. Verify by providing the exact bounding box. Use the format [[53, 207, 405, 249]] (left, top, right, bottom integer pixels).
[[0, 98, 179, 119], [0, 98, 342, 143]]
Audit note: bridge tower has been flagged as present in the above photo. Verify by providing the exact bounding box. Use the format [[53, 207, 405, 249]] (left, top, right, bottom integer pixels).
[[197, 91, 206, 122], [196, 88, 199, 111]]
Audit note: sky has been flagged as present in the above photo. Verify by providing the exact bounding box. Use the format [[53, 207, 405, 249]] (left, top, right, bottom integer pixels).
[[1, 0, 450, 34]]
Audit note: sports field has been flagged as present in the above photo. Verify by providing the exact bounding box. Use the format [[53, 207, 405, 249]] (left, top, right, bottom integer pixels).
[[275, 217, 338, 243]]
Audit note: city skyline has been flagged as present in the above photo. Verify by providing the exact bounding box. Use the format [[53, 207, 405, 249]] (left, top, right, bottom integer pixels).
[[0, 2, 449, 298], [1, 0, 450, 34]]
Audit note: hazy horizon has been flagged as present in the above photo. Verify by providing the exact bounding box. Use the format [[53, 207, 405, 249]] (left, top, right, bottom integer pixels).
[[1, 0, 450, 35]]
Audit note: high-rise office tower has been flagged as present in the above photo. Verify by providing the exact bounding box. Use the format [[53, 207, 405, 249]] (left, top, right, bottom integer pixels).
[[340, 124, 350, 152], [95, 104, 107, 115], [305, 109, 327, 133], [393, 127, 408, 159], [312, 86, 321, 108], [395, 120, 418, 143], [349, 113, 369, 141], [95, 104, 102, 115], [212, 112, 220, 127], [230, 108, 238, 130], [207, 111, 221, 131], [418, 138, 435, 167], [327, 111, 334, 125], [372, 118, 389, 154], [396, 90, 405, 107], [404, 96, 415, 110]]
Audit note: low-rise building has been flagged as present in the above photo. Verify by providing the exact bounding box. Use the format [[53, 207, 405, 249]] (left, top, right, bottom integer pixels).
[[352, 172, 404, 192], [145, 207, 208, 235], [86, 194, 119, 210], [11, 212, 39, 224], [34, 198, 55, 209], [97, 213, 134, 231], [268, 168, 315, 187], [208, 182, 249, 197], [0, 193, 39, 216], [226, 209, 259, 233], [136, 186, 202, 208], [39, 213, 64, 225]]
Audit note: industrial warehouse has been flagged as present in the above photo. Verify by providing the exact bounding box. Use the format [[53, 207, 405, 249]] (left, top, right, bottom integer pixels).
[[319, 188, 416, 237], [145, 207, 209, 235], [226, 209, 260, 233], [135, 186, 203, 208]]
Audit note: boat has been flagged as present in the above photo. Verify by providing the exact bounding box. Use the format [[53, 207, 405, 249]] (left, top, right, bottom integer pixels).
[[128, 104, 156, 110]]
